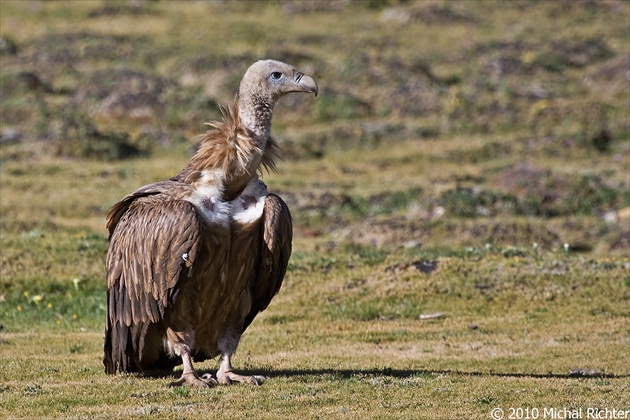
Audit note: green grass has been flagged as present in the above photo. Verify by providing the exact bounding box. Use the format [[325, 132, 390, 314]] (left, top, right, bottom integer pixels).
[[1, 0, 630, 418]]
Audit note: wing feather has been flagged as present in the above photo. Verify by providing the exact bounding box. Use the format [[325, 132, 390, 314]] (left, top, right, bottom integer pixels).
[[108, 197, 202, 324], [104, 183, 204, 374], [243, 193, 292, 330]]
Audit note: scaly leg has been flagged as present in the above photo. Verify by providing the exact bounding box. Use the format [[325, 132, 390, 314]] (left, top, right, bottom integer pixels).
[[216, 352, 266, 385], [168, 347, 218, 388]]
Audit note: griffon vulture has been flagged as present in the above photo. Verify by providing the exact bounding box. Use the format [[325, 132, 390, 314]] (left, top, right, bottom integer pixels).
[[103, 60, 317, 387]]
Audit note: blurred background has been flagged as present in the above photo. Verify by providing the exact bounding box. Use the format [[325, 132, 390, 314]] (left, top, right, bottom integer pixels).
[[1, 0, 628, 254]]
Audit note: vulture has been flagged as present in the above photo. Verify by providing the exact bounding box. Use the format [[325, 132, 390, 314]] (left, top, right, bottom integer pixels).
[[103, 60, 317, 387]]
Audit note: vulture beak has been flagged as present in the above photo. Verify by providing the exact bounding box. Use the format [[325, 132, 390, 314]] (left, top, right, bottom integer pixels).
[[293, 71, 318, 97]]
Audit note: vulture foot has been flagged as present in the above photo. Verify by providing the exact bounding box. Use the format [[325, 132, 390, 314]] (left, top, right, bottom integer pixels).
[[169, 372, 218, 388], [217, 370, 267, 386]]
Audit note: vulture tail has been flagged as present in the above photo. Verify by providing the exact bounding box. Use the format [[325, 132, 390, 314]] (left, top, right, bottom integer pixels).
[[103, 288, 142, 374]]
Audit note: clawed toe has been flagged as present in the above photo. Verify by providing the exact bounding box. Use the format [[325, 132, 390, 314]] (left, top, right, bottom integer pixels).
[[201, 373, 219, 386], [217, 371, 267, 386], [250, 375, 267, 385], [169, 372, 217, 388]]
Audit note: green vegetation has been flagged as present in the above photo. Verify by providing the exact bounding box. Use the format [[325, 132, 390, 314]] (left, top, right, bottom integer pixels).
[[1, 1, 628, 418]]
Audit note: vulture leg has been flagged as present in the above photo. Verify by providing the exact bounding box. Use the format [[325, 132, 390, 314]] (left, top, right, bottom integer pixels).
[[168, 348, 218, 388], [216, 353, 266, 386]]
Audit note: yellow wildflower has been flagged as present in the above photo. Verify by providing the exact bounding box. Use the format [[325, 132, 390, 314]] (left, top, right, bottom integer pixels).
[[32, 294, 43, 304], [23, 291, 29, 298], [73, 313, 79, 319], [17, 305, 23, 311], [521, 50, 536, 65], [529, 99, 549, 119], [73, 231, 87, 239]]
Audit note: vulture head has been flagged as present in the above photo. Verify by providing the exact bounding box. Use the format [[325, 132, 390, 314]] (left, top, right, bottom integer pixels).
[[237, 59, 318, 139]]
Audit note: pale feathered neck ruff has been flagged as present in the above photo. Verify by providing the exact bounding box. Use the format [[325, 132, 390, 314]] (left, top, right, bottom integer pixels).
[[178, 102, 279, 195]]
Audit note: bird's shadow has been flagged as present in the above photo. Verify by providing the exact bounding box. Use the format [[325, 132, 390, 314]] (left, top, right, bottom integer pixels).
[[242, 367, 629, 380], [149, 367, 628, 381]]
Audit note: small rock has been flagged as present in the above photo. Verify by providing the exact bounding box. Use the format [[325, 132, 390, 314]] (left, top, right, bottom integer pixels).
[[402, 240, 421, 249], [419, 312, 445, 320], [568, 368, 603, 377], [0, 127, 23, 144], [412, 260, 438, 273]]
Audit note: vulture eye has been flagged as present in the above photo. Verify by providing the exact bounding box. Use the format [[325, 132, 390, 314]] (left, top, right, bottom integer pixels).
[[270, 72, 283, 81]]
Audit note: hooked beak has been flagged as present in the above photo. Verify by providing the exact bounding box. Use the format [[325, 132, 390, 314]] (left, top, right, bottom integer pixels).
[[293, 71, 318, 96]]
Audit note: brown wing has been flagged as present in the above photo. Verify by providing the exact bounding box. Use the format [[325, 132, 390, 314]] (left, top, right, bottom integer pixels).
[[106, 181, 177, 238], [103, 184, 203, 374], [242, 193, 292, 330]]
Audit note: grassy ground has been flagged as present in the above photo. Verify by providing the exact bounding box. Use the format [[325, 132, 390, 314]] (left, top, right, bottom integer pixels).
[[1, 1, 629, 418]]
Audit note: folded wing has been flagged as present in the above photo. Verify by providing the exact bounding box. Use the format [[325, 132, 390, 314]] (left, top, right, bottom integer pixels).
[[104, 184, 203, 373]]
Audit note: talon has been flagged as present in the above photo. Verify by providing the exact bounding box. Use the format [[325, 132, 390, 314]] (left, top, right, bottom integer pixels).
[[250, 375, 267, 386], [216, 370, 267, 386], [216, 354, 267, 386], [201, 373, 218, 386], [169, 372, 215, 388]]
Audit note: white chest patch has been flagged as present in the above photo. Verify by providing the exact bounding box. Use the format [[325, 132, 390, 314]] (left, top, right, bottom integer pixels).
[[185, 170, 231, 228], [230, 179, 268, 225], [185, 175, 268, 228]]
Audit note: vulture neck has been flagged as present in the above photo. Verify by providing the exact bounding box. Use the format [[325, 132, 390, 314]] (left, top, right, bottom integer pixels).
[[180, 99, 278, 202], [237, 93, 274, 146]]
